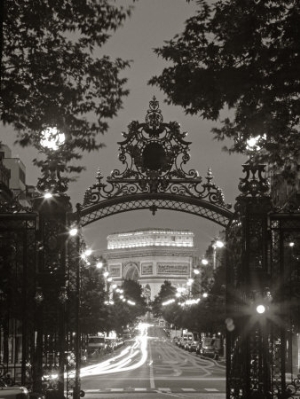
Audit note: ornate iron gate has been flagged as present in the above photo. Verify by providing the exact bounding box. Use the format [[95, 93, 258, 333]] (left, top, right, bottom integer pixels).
[[0, 185, 80, 398], [1, 99, 235, 399], [226, 163, 300, 399], [0, 211, 37, 388], [76, 97, 233, 227], [269, 213, 300, 396], [226, 163, 274, 399], [2, 98, 299, 399]]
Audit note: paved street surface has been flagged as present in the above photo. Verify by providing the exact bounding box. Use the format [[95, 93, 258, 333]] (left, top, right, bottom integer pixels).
[[80, 325, 226, 398]]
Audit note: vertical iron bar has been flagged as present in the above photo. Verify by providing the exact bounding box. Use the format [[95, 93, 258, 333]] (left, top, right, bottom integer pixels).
[[73, 204, 82, 399]]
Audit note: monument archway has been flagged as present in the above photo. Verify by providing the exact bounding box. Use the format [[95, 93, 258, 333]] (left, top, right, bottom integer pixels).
[[123, 261, 139, 281]]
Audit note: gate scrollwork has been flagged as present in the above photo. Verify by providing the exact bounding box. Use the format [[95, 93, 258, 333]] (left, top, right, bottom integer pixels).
[[80, 97, 232, 226]]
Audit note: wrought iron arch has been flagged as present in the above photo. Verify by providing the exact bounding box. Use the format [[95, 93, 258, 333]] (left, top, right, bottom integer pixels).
[[78, 192, 233, 227], [74, 97, 234, 227]]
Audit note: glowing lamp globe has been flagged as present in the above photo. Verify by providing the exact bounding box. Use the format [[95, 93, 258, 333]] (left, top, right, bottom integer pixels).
[[256, 304, 266, 314], [215, 240, 224, 248], [69, 227, 78, 236], [40, 126, 65, 151]]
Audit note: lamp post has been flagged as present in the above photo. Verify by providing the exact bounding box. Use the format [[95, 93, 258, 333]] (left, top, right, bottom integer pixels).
[[33, 125, 71, 398], [212, 239, 224, 270]]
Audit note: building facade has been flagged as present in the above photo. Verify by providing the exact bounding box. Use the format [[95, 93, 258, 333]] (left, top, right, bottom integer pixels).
[[0, 144, 35, 207], [104, 228, 197, 300]]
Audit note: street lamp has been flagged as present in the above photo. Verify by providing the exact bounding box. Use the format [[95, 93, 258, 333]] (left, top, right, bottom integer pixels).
[[40, 126, 66, 151], [96, 260, 103, 269], [246, 134, 266, 153], [212, 239, 224, 270], [33, 125, 74, 397], [69, 226, 78, 236], [256, 304, 266, 314], [37, 125, 68, 195]]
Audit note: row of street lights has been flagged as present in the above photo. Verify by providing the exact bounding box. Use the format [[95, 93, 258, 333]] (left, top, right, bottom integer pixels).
[[79, 247, 136, 306], [161, 238, 225, 307]]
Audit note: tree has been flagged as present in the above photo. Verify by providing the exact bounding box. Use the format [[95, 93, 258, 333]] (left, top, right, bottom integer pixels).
[[122, 278, 148, 320], [1, 0, 133, 178], [151, 281, 192, 328], [109, 279, 148, 333], [150, 0, 300, 181], [80, 264, 108, 335], [151, 280, 176, 319]]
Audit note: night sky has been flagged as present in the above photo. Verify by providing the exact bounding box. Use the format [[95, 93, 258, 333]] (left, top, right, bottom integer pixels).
[[2, 0, 246, 258]]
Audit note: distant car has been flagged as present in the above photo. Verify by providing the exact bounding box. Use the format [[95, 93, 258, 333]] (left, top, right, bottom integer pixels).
[[200, 345, 219, 359], [179, 333, 193, 349], [179, 332, 194, 349], [0, 385, 30, 399], [172, 337, 180, 345], [179, 337, 190, 348], [186, 339, 200, 352], [197, 337, 220, 359]]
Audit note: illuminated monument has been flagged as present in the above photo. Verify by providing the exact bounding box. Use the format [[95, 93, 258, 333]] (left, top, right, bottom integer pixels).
[[105, 228, 196, 299]]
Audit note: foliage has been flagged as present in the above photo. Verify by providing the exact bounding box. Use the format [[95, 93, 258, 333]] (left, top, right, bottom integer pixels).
[[1, 0, 133, 178], [151, 280, 176, 318], [122, 278, 148, 319], [151, 274, 226, 333], [178, 264, 227, 334], [151, 280, 189, 328], [80, 264, 108, 335], [150, 0, 300, 181], [201, 264, 226, 334], [109, 279, 148, 334]]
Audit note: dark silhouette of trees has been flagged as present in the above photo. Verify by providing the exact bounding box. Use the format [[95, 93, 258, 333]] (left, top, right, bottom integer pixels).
[[80, 264, 108, 335], [151, 280, 176, 319], [1, 0, 133, 178], [194, 264, 226, 335], [151, 271, 226, 334], [150, 0, 300, 181], [109, 279, 148, 334]]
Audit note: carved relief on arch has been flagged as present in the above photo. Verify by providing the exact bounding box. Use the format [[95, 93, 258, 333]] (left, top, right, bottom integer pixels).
[[123, 262, 140, 281]]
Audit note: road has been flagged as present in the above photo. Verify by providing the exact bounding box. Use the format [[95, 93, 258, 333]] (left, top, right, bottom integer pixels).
[[80, 326, 225, 399]]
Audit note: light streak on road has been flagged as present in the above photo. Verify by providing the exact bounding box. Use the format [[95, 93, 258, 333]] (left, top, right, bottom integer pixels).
[[80, 335, 149, 377]]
